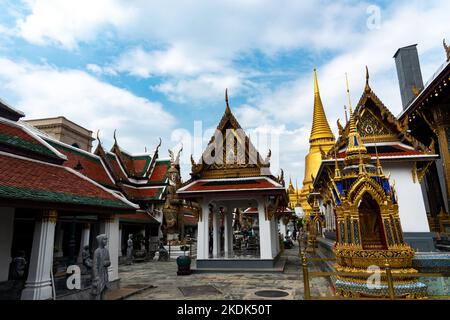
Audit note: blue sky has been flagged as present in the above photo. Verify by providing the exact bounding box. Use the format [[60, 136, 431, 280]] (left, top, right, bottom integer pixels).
[[0, 0, 449, 184]]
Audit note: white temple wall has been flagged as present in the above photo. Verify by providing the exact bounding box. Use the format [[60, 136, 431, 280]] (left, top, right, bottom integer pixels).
[[383, 162, 430, 233]]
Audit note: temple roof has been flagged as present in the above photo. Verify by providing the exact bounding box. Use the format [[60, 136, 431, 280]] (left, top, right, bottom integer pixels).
[[120, 185, 165, 201], [0, 98, 25, 122], [309, 69, 334, 143], [0, 151, 137, 211], [0, 118, 66, 163], [189, 90, 274, 180], [116, 211, 160, 224], [45, 138, 117, 189]]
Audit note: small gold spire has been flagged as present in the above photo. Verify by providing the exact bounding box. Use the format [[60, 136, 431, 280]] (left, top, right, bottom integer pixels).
[[344, 72, 369, 166], [313, 68, 319, 94], [334, 149, 341, 179], [344, 105, 348, 124], [374, 139, 384, 176]]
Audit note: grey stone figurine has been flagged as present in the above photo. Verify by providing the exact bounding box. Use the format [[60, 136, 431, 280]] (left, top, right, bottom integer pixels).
[[91, 234, 110, 300], [126, 234, 134, 265]]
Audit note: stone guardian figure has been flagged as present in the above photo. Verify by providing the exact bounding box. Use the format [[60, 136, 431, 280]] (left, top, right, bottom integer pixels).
[[91, 234, 110, 300], [126, 234, 134, 265]]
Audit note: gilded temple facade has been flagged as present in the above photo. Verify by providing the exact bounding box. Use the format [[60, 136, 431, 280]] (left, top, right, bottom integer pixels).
[[300, 70, 335, 216], [319, 78, 427, 298], [313, 68, 437, 251]]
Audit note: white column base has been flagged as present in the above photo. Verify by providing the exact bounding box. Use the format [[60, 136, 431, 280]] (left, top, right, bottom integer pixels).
[[258, 199, 274, 260], [197, 201, 210, 259], [99, 216, 119, 282], [0, 207, 15, 282]]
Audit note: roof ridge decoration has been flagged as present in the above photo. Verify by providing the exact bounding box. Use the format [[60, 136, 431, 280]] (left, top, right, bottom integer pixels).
[[189, 89, 271, 180], [329, 67, 432, 159], [343, 72, 370, 166], [94, 129, 124, 183], [444, 38, 450, 62], [309, 69, 335, 143]]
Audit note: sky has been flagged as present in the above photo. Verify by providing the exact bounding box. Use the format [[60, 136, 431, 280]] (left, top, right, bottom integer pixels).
[[0, 0, 449, 185]]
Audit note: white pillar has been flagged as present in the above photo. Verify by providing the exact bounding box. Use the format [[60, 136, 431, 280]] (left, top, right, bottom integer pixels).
[[0, 207, 14, 282], [271, 217, 279, 257], [197, 200, 210, 259], [77, 223, 90, 263], [118, 226, 123, 257], [53, 223, 64, 258], [258, 199, 273, 259], [99, 216, 119, 282], [273, 218, 280, 256], [21, 210, 57, 300], [224, 208, 233, 257], [213, 210, 220, 258]]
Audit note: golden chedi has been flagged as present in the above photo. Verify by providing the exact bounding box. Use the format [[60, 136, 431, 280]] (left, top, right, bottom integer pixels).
[[300, 70, 335, 216]]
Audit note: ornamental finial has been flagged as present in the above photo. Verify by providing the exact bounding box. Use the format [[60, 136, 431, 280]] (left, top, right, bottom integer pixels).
[[364, 65, 371, 92], [225, 88, 231, 114], [96, 129, 101, 144], [444, 39, 450, 62]]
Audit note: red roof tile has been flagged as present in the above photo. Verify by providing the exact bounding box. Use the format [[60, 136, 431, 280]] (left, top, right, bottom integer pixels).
[[179, 178, 281, 193], [148, 160, 169, 183], [47, 140, 116, 189], [121, 185, 164, 200], [106, 153, 128, 181], [116, 212, 159, 224], [0, 122, 61, 160], [336, 144, 426, 159], [0, 153, 134, 210]]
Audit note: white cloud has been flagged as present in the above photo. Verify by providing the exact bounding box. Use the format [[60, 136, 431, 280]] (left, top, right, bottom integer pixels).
[[0, 57, 176, 152], [231, 0, 450, 183], [86, 63, 117, 76], [16, 0, 134, 49], [5, 0, 450, 185]]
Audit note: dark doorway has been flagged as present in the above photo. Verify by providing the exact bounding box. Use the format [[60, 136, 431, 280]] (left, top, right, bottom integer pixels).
[[358, 193, 387, 250]]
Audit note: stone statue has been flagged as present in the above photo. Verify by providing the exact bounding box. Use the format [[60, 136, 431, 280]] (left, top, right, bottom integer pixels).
[[91, 234, 110, 300], [81, 245, 93, 273], [11, 250, 27, 280], [126, 234, 134, 265], [158, 242, 169, 261]]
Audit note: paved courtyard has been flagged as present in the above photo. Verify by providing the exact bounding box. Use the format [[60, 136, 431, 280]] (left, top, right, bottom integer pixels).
[[118, 243, 335, 300]]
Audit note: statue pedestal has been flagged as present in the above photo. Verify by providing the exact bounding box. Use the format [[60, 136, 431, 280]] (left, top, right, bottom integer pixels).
[[167, 233, 179, 241]]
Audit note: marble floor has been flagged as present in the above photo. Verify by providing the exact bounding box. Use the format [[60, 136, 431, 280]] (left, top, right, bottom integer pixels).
[[118, 242, 335, 300]]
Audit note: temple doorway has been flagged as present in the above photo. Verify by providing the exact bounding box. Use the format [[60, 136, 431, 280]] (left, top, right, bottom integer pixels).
[[358, 193, 387, 250]]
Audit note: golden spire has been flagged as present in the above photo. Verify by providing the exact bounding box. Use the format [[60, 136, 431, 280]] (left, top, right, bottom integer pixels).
[[374, 139, 384, 176], [344, 72, 369, 166], [309, 69, 334, 143]]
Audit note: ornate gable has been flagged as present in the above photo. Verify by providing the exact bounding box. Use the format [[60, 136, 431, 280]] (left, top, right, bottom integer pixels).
[[331, 67, 430, 155], [190, 90, 272, 180]]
